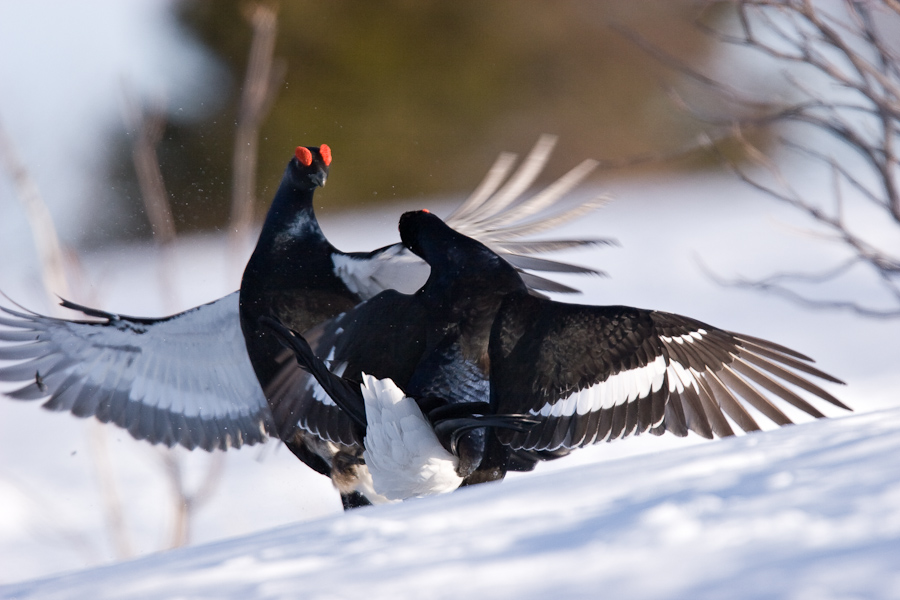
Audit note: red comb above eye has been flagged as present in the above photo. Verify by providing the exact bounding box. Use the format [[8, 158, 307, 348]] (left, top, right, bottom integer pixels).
[[295, 146, 313, 166], [319, 144, 332, 166], [422, 209, 430, 214]]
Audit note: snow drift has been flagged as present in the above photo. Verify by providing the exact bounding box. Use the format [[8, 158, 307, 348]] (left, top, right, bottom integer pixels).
[[3, 406, 898, 600]]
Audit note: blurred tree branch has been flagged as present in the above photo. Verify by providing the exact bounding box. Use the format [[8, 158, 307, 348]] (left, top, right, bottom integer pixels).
[[230, 3, 286, 251], [122, 89, 183, 310], [0, 119, 71, 302], [631, 0, 900, 317], [160, 450, 225, 548], [122, 92, 177, 247], [87, 423, 134, 560]]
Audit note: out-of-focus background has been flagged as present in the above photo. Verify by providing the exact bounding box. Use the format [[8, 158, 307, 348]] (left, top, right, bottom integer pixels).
[[3, 0, 733, 251], [1, 0, 897, 585]]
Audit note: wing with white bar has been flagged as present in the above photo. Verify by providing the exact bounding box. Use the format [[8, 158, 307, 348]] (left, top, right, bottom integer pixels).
[[490, 294, 848, 452]]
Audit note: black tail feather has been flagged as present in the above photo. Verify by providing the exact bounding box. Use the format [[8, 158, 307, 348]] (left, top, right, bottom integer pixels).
[[433, 413, 539, 456], [259, 316, 368, 429]]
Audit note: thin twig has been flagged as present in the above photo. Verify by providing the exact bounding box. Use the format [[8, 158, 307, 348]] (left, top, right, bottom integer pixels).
[[229, 2, 284, 250], [722, 274, 900, 317], [699, 256, 900, 318], [159, 450, 226, 549], [87, 423, 134, 560], [121, 88, 180, 311], [122, 92, 177, 246], [0, 118, 70, 302], [638, 0, 900, 317]]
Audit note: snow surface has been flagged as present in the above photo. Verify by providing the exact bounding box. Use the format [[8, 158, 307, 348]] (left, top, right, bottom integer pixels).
[[2, 406, 899, 600]]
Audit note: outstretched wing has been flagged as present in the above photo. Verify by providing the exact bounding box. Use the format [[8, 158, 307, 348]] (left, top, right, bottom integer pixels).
[[0, 292, 273, 451], [332, 135, 614, 299], [265, 289, 429, 450], [490, 294, 848, 452]]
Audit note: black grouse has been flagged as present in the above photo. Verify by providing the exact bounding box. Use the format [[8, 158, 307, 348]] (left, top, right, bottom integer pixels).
[[264, 210, 849, 503], [0, 137, 608, 509]]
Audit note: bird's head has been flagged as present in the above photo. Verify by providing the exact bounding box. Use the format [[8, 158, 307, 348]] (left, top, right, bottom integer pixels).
[[398, 209, 438, 260], [287, 144, 331, 189], [399, 209, 484, 269], [399, 210, 526, 296]]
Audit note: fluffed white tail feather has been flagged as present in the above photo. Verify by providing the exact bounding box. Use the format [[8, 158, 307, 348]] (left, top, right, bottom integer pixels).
[[360, 373, 463, 501]]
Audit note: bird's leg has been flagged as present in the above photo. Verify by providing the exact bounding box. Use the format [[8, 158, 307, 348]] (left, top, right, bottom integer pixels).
[[340, 492, 372, 510]]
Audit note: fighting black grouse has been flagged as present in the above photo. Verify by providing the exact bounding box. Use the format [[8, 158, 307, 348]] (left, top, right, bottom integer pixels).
[[265, 210, 849, 503], [0, 137, 608, 508]]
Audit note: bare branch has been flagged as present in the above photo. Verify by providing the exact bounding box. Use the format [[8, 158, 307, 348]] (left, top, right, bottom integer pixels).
[[779, 139, 883, 209], [643, 0, 900, 317], [159, 451, 189, 549], [229, 3, 284, 248], [0, 118, 71, 302], [121, 90, 177, 246], [700, 256, 900, 318], [159, 450, 225, 549], [720, 273, 900, 318], [87, 423, 134, 560], [121, 88, 182, 310], [720, 127, 900, 282], [614, 23, 775, 112]]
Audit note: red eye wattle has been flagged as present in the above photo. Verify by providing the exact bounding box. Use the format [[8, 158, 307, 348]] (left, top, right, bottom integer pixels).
[[295, 146, 313, 166], [319, 144, 332, 167]]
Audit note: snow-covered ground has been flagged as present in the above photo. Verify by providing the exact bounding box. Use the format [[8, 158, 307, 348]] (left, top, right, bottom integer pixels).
[[2, 403, 898, 600]]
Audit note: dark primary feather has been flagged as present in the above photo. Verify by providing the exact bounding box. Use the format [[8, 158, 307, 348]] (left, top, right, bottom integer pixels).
[[490, 293, 847, 452]]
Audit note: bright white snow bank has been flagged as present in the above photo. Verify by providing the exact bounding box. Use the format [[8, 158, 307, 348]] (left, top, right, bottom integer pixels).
[[2, 407, 898, 600]]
